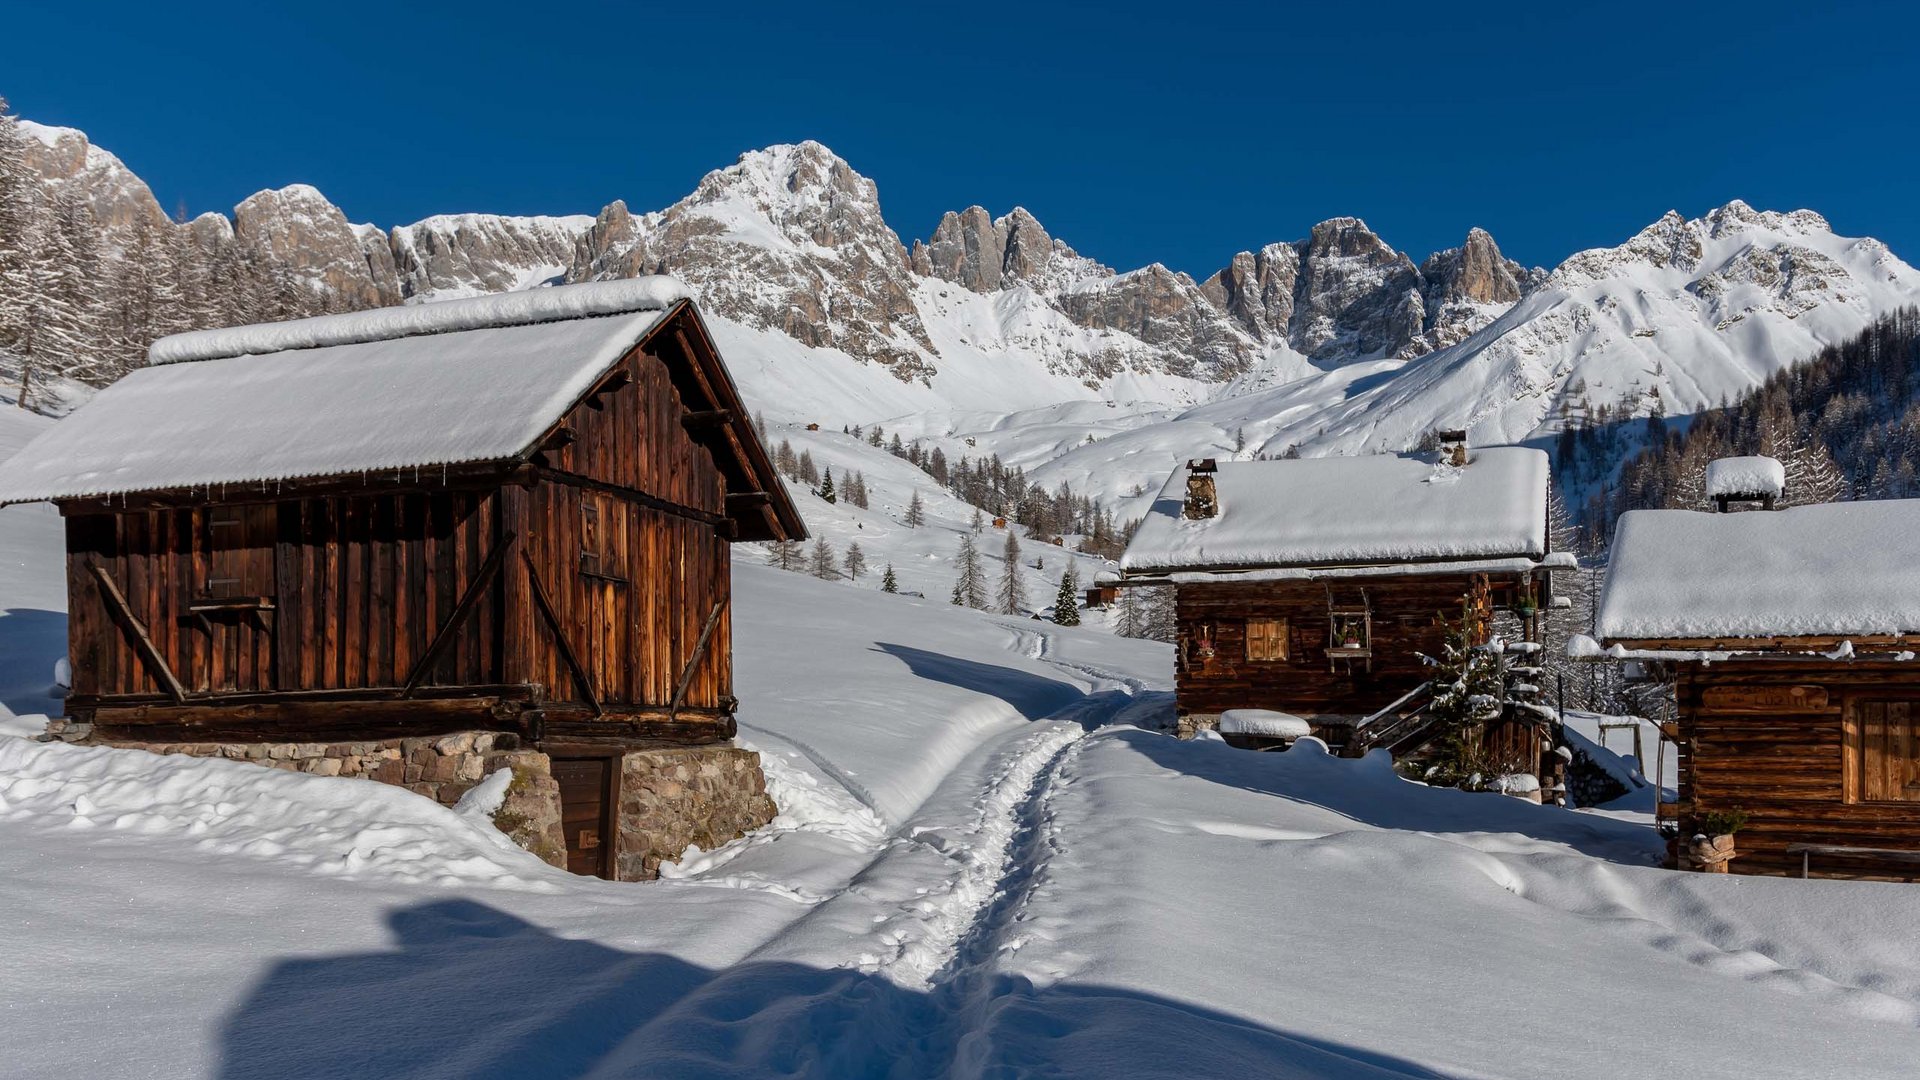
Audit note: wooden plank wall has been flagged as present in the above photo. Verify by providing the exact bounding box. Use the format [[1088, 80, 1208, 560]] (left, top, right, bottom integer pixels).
[[66, 489, 505, 700], [1677, 661, 1920, 877], [1174, 575, 1492, 717], [515, 345, 733, 711]]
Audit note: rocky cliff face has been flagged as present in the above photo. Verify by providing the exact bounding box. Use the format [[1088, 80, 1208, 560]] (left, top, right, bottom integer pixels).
[[910, 206, 1107, 294], [16, 121, 170, 242], [1202, 219, 1540, 362], [390, 213, 592, 300], [232, 185, 396, 309]]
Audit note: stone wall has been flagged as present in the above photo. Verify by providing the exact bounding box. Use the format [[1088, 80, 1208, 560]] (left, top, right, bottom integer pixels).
[[616, 746, 777, 881], [42, 720, 568, 870]]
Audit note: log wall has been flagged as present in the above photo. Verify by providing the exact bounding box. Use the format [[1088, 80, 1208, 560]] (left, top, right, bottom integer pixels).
[[1174, 575, 1495, 717], [1676, 661, 1920, 877]]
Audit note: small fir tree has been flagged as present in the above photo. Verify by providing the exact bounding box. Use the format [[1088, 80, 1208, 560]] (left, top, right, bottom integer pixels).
[[819, 467, 836, 503], [951, 534, 987, 609], [808, 537, 839, 580], [881, 564, 899, 593], [765, 539, 803, 571], [997, 531, 1027, 614], [1052, 566, 1081, 626], [904, 490, 925, 527]]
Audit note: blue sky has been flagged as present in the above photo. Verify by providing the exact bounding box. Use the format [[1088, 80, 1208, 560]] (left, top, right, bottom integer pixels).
[[7, 0, 1912, 276]]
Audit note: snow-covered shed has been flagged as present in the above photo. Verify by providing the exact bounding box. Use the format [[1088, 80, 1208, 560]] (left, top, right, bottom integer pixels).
[[1118, 447, 1564, 761], [1592, 499, 1920, 879], [0, 278, 805, 880]]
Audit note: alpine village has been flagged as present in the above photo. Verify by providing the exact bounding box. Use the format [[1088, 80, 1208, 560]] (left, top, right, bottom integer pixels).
[[7, 9, 1920, 1075]]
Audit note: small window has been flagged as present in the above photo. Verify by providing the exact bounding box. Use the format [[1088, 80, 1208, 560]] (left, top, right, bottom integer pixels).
[[1246, 618, 1289, 662], [1847, 699, 1920, 803], [579, 503, 602, 577], [578, 496, 627, 582]]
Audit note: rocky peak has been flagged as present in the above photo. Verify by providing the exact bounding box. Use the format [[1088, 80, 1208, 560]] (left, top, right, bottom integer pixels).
[[1201, 242, 1299, 344], [912, 205, 1108, 293], [15, 121, 169, 241], [1287, 217, 1424, 359], [569, 143, 937, 379], [232, 185, 396, 308]]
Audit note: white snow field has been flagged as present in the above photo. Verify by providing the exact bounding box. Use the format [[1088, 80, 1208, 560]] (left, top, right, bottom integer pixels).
[[5, 542, 1920, 1076]]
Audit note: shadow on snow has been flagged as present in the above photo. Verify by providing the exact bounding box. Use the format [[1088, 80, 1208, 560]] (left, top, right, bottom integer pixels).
[[0, 607, 67, 719], [218, 898, 1460, 1080], [871, 641, 1088, 723]]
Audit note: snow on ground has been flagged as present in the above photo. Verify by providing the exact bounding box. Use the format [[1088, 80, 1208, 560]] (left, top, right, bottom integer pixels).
[[0, 401, 65, 739], [5, 476, 1920, 1074]]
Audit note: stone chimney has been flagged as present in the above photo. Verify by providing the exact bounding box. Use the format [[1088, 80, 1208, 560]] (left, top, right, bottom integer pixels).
[[1184, 459, 1218, 519], [1438, 429, 1469, 467]]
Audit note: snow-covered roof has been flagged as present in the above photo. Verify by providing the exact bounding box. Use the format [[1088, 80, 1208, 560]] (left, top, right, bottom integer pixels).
[[1705, 455, 1785, 499], [1597, 501, 1920, 642], [1120, 448, 1549, 575], [0, 279, 692, 505]]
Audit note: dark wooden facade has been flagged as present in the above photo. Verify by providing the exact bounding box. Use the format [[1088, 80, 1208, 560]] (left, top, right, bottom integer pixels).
[[1666, 655, 1920, 878], [1168, 569, 1544, 751], [57, 304, 803, 751]]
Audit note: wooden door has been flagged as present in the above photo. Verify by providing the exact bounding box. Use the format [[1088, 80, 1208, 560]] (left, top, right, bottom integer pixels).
[[553, 757, 614, 878], [1847, 699, 1920, 803], [192, 504, 277, 693]]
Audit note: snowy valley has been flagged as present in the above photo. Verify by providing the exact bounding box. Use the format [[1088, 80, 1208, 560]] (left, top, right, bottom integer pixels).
[[8, 97, 1920, 1080]]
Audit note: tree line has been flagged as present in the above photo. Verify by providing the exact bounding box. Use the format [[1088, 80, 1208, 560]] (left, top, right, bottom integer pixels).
[[0, 97, 364, 409]]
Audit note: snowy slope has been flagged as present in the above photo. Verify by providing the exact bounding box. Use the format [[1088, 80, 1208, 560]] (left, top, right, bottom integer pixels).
[[6, 562, 1920, 1076]]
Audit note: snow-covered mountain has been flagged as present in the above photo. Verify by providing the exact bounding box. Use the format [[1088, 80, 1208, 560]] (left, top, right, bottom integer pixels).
[[15, 118, 1920, 530]]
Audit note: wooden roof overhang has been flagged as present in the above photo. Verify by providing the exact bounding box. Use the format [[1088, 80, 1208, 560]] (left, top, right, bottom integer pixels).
[[47, 302, 807, 544]]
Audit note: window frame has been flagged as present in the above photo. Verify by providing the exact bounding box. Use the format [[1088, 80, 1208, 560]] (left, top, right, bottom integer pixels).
[[1844, 694, 1920, 804], [1245, 617, 1290, 662]]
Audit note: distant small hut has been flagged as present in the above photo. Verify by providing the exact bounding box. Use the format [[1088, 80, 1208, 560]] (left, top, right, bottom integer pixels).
[[0, 278, 806, 880], [1589, 489, 1920, 879], [1119, 441, 1567, 770]]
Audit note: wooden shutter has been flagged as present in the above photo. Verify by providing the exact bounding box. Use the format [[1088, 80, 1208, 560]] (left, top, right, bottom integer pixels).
[[1847, 699, 1920, 802], [1245, 618, 1289, 662]]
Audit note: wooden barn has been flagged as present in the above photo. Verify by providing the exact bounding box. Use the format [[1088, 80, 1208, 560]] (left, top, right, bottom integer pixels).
[[1593, 494, 1920, 879], [0, 278, 805, 878], [1117, 439, 1567, 764]]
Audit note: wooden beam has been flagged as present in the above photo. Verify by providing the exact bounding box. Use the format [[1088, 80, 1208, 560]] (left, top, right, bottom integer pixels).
[[534, 707, 735, 746], [401, 531, 517, 698], [67, 683, 542, 710], [532, 467, 727, 528], [88, 563, 187, 705], [86, 695, 530, 743], [681, 409, 736, 431], [669, 599, 727, 719], [725, 491, 771, 510], [523, 551, 603, 716]]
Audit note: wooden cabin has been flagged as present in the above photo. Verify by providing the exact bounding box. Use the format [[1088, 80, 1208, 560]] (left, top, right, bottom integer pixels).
[[1118, 442, 1566, 761], [1593, 496, 1920, 878], [0, 279, 805, 876]]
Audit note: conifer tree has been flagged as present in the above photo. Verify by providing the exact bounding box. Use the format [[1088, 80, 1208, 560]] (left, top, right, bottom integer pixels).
[[997, 531, 1027, 614], [881, 564, 899, 593], [765, 539, 803, 571], [1052, 566, 1081, 626], [818, 467, 836, 503], [808, 537, 838, 580], [798, 450, 819, 485], [904, 490, 925, 527], [1114, 585, 1145, 638], [843, 541, 866, 581], [970, 507, 984, 534], [951, 534, 987, 609]]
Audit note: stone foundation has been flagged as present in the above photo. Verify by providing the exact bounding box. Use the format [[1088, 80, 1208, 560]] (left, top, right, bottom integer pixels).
[[40, 719, 777, 880], [1176, 712, 1221, 740], [617, 746, 777, 880]]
